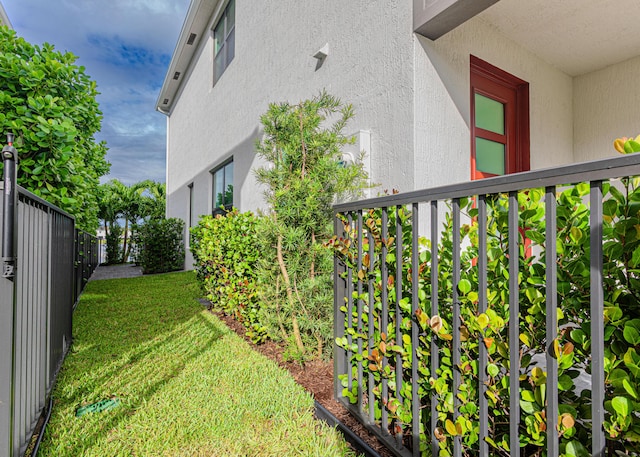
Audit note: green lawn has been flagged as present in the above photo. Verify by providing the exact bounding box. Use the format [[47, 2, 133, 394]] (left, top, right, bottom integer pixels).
[[39, 271, 356, 457]]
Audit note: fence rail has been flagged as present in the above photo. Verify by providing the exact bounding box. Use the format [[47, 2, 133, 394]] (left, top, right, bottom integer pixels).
[[0, 185, 98, 457], [332, 153, 640, 457]]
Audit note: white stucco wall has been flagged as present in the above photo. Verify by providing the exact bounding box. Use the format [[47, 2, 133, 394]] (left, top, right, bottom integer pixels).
[[166, 0, 416, 222], [574, 55, 640, 162], [165, 0, 640, 270], [412, 15, 575, 191]]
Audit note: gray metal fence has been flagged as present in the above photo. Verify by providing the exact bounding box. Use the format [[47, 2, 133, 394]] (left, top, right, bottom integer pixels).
[[0, 185, 97, 457], [333, 153, 640, 457]]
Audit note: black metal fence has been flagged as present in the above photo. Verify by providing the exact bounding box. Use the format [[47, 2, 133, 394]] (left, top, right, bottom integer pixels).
[[75, 229, 99, 305], [332, 153, 640, 457], [0, 186, 98, 457]]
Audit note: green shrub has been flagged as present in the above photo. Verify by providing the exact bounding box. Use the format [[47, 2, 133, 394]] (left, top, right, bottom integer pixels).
[[190, 210, 267, 343], [135, 218, 185, 274], [330, 177, 640, 456], [105, 223, 122, 265], [254, 91, 369, 359]]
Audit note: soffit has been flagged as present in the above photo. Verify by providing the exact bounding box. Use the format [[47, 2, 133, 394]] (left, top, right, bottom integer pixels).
[[156, 0, 218, 113], [477, 0, 640, 76]]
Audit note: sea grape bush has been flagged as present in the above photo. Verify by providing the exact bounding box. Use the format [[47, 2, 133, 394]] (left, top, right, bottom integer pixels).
[[134, 217, 185, 274], [329, 175, 640, 456], [190, 209, 268, 343]]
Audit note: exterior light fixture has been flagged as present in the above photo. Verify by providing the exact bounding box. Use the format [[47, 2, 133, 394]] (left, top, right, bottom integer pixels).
[[173, 72, 181, 80], [313, 43, 329, 60]]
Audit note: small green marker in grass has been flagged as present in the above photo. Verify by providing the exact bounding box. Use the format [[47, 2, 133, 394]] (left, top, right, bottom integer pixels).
[[75, 397, 120, 417]]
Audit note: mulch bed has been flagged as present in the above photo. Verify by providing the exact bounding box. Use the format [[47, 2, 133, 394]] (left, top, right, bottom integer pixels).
[[214, 311, 394, 457]]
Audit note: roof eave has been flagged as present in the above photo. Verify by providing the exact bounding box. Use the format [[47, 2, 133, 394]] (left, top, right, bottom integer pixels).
[[155, 0, 218, 114]]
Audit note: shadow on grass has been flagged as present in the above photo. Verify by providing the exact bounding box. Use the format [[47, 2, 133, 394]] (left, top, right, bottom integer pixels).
[[41, 273, 229, 456]]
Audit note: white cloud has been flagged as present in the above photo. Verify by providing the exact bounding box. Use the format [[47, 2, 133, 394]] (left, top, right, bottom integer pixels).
[[2, 0, 189, 185]]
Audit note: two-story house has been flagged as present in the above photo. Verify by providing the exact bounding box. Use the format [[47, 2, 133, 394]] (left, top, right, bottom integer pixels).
[[157, 0, 640, 268], [0, 1, 11, 29]]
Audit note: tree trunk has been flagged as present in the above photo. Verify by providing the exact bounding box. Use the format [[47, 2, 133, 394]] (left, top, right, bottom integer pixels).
[[121, 218, 129, 263], [277, 233, 305, 353], [275, 276, 289, 341]]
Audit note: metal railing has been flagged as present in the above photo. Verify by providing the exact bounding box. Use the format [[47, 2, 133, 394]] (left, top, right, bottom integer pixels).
[[332, 153, 640, 457], [0, 186, 98, 457], [75, 229, 99, 305]]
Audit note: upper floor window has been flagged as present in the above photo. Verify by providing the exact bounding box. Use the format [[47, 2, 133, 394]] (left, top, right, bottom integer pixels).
[[213, 0, 235, 84], [211, 159, 233, 215]]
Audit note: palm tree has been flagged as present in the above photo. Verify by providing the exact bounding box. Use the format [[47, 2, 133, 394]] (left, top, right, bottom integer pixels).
[[137, 180, 166, 221], [117, 181, 148, 263], [97, 179, 167, 263], [97, 180, 123, 238]]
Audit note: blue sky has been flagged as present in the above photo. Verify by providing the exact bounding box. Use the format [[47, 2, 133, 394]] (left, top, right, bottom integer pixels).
[[2, 0, 190, 185]]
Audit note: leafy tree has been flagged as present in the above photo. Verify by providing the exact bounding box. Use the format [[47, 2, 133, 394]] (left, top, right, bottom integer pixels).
[[97, 179, 165, 263], [0, 27, 109, 231], [97, 180, 123, 238], [254, 91, 368, 359], [137, 180, 166, 221], [115, 181, 145, 263], [105, 222, 122, 265], [135, 217, 184, 274]]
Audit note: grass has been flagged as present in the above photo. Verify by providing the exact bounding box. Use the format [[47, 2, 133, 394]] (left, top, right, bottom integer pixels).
[[39, 271, 356, 457]]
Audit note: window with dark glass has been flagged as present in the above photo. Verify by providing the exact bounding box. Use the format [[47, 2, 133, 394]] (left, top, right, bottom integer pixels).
[[213, 0, 235, 84], [470, 55, 529, 180], [187, 183, 194, 228], [211, 159, 233, 214]]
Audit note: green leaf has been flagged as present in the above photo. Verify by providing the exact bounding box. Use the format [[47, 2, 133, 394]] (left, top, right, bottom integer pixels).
[[626, 139, 640, 153], [558, 374, 574, 391], [487, 363, 499, 378], [609, 368, 629, 389], [631, 247, 640, 268], [624, 322, 640, 345], [477, 313, 489, 330], [521, 390, 536, 402], [520, 400, 539, 414], [612, 396, 631, 417], [609, 186, 626, 205], [565, 440, 589, 457], [603, 199, 618, 217], [445, 419, 457, 435], [457, 279, 471, 295], [622, 378, 639, 400]]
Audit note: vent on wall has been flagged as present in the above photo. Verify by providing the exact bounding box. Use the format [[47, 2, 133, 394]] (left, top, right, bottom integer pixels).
[[163, 98, 169, 105], [187, 33, 197, 45], [173, 72, 181, 80]]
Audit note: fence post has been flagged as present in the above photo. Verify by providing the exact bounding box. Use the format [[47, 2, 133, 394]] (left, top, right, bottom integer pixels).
[[0, 132, 18, 457], [2, 133, 17, 279], [333, 212, 348, 400], [0, 184, 14, 457]]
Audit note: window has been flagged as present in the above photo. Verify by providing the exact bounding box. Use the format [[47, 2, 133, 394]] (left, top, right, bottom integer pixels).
[[211, 159, 233, 215], [187, 183, 194, 228], [213, 0, 235, 84], [470, 55, 529, 180]]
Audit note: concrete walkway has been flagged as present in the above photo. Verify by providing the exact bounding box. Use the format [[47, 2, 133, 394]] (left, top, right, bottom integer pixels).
[[88, 263, 143, 281]]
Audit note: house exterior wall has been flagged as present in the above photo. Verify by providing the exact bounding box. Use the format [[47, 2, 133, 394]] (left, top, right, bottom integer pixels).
[[413, 15, 575, 190], [166, 0, 417, 268], [574, 55, 640, 162], [163, 1, 640, 269], [0, 1, 12, 29]]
